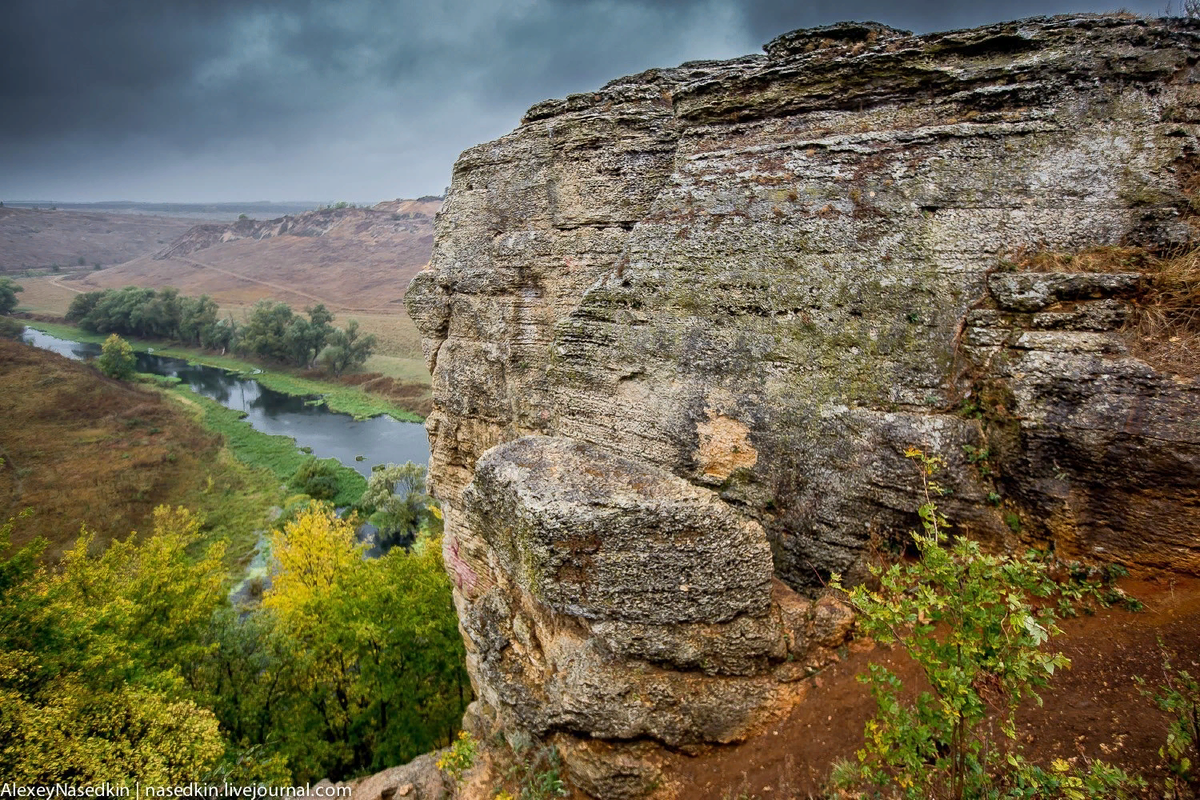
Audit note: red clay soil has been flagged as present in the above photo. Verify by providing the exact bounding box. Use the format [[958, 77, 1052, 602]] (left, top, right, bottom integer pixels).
[[663, 576, 1200, 799]]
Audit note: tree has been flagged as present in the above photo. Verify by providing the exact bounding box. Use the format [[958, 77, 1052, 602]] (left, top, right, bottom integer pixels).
[[238, 300, 295, 363], [289, 457, 344, 502], [66, 290, 104, 324], [98, 333, 136, 380], [260, 502, 469, 780], [177, 294, 219, 346], [0, 508, 229, 783], [281, 305, 335, 368], [319, 319, 377, 376], [362, 461, 429, 542], [0, 277, 22, 315]]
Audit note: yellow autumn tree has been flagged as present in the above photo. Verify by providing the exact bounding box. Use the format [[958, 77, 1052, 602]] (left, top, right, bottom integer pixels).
[[0, 506, 227, 782], [263, 501, 362, 622], [256, 502, 469, 780]]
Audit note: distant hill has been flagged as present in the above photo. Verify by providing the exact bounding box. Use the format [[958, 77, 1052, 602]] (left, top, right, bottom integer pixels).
[[70, 199, 441, 312], [0, 206, 199, 272], [2, 200, 325, 221]]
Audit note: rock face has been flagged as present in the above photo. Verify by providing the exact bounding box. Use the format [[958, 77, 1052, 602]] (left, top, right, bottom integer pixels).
[[407, 15, 1200, 796]]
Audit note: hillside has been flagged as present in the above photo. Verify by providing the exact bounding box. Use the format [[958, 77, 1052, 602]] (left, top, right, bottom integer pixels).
[[0, 338, 275, 563], [0, 206, 198, 272], [69, 199, 440, 312]]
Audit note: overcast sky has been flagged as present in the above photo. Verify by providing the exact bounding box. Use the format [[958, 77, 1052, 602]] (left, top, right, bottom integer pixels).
[[0, 0, 1172, 203]]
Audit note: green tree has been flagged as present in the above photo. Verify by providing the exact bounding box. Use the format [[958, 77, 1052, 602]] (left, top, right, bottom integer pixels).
[[362, 461, 429, 542], [0, 277, 22, 315], [97, 333, 136, 380], [177, 294, 220, 346], [238, 300, 295, 363], [279, 304, 335, 368], [319, 319, 377, 376], [830, 450, 1142, 799], [288, 457, 344, 502], [66, 290, 104, 324], [260, 503, 469, 780]]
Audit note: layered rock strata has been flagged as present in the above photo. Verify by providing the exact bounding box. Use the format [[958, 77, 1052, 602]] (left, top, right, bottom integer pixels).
[[407, 15, 1200, 796]]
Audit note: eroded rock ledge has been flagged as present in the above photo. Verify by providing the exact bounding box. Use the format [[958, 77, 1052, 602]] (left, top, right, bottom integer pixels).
[[408, 14, 1200, 797]]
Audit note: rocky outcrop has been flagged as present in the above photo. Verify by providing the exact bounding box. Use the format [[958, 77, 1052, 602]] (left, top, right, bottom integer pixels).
[[155, 199, 439, 260], [408, 15, 1200, 797]]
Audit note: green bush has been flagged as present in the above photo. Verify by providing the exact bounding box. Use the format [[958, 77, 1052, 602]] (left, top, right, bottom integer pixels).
[[0, 277, 22, 315], [0, 316, 24, 340], [288, 457, 343, 502], [1136, 645, 1200, 798], [97, 333, 136, 380], [829, 449, 1143, 799]]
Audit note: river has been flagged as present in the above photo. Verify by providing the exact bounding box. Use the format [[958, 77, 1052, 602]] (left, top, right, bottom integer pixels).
[[21, 327, 430, 477]]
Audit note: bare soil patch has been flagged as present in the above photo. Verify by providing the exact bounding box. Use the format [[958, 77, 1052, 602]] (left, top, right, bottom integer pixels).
[[663, 576, 1200, 799]]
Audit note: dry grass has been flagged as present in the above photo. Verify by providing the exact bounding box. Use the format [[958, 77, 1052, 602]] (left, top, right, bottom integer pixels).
[[1127, 249, 1200, 376], [331, 371, 433, 417], [12, 276, 81, 316], [0, 340, 273, 562], [1010, 245, 1200, 377], [1006, 245, 1156, 274]]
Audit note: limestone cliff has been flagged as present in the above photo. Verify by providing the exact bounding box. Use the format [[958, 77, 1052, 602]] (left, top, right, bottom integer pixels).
[[407, 15, 1200, 797]]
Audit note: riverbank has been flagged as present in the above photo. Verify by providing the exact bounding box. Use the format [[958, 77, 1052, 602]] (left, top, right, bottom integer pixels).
[[24, 319, 425, 422], [164, 384, 366, 508]]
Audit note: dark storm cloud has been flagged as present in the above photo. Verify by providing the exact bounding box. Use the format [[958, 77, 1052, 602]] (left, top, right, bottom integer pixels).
[[738, 0, 1170, 42], [0, 0, 1173, 201]]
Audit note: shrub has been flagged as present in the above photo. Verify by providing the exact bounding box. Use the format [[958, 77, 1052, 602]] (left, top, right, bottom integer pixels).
[[288, 456, 342, 502], [829, 449, 1142, 799], [1136, 645, 1200, 798], [97, 333, 136, 380], [0, 316, 24, 340], [0, 277, 22, 315], [437, 730, 476, 786]]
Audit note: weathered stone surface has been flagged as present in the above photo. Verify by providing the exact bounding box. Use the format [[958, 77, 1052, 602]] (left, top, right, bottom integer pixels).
[[464, 436, 774, 625], [351, 755, 448, 800], [408, 14, 1200, 796], [987, 272, 1143, 312], [552, 736, 664, 800]]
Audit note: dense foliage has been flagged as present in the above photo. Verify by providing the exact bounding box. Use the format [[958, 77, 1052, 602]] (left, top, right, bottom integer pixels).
[[0, 500, 470, 784], [66, 288, 373, 370], [362, 461, 433, 544], [319, 319, 378, 376], [0, 277, 22, 315], [0, 507, 228, 782]]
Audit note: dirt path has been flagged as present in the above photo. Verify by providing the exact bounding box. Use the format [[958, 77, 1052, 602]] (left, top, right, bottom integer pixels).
[[662, 575, 1200, 799], [47, 274, 85, 294], [176, 256, 337, 308]]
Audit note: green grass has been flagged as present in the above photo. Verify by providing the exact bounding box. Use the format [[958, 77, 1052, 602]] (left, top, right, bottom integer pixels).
[[166, 386, 367, 509], [180, 448, 282, 573], [25, 321, 424, 422], [363, 353, 430, 383]]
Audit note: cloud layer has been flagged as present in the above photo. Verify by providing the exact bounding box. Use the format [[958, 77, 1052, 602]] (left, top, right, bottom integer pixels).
[[0, 0, 1169, 201]]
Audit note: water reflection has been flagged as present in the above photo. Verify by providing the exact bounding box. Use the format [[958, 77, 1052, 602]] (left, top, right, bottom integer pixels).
[[21, 328, 430, 478]]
